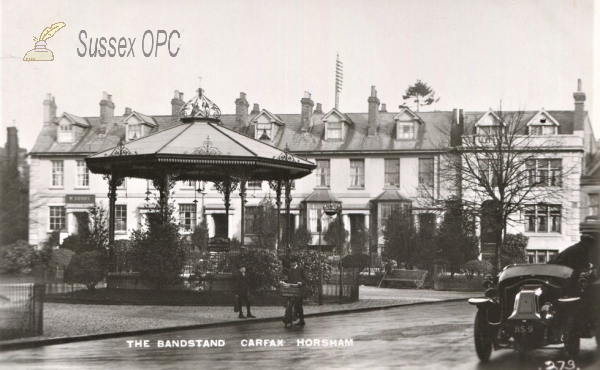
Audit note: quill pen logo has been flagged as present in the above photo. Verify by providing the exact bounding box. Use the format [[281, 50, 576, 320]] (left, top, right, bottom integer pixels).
[[23, 22, 66, 61]]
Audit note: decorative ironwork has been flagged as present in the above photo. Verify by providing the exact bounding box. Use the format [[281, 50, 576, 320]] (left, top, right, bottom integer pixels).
[[103, 174, 124, 199], [180, 86, 221, 120], [275, 143, 298, 162], [323, 201, 341, 216], [191, 136, 226, 155], [107, 142, 136, 156]]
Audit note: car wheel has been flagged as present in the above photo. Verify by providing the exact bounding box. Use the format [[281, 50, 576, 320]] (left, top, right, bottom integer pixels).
[[474, 309, 493, 362]]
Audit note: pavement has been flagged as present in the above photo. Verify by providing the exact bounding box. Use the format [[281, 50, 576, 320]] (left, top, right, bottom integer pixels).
[[0, 286, 473, 351], [2, 301, 598, 369]]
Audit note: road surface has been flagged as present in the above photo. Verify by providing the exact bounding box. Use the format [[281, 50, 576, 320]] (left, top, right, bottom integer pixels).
[[1, 301, 598, 369]]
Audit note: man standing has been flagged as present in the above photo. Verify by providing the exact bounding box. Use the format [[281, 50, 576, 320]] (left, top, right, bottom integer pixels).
[[233, 265, 255, 319], [288, 256, 309, 326]]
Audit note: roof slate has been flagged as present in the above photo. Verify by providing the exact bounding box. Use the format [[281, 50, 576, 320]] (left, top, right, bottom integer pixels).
[[30, 108, 582, 155]]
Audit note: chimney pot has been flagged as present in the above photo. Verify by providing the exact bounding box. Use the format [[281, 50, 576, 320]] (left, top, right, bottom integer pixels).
[[380, 103, 387, 113], [251, 103, 260, 114], [179, 92, 184, 100], [124, 107, 132, 116], [371, 86, 377, 97], [174, 90, 180, 99], [315, 103, 323, 114], [102, 91, 108, 100], [304, 91, 311, 99], [578, 79, 582, 92]]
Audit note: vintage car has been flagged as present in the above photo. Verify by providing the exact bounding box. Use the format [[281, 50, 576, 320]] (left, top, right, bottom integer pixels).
[[468, 263, 599, 361]]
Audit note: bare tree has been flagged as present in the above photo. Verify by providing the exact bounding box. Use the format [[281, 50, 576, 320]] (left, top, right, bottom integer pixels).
[[424, 108, 576, 272]]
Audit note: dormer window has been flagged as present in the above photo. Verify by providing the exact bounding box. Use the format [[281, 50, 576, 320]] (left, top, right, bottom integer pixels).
[[523, 109, 560, 137], [474, 109, 504, 141], [322, 108, 352, 141], [527, 110, 559, 136], [394, 108, 421, 140], [252, 110, 283, 141], [124, 111, 156, 141], [56, 113, 89, 143]]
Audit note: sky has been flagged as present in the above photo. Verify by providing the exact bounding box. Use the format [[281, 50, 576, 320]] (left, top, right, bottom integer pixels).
[[0, 0, 597, 151]]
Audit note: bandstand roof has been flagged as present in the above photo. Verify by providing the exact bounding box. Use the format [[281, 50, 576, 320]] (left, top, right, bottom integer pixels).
[[85, 87, 316, 182]]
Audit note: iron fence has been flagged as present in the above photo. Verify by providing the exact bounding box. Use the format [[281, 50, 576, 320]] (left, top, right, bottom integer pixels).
[[0, 284, 44, 340]]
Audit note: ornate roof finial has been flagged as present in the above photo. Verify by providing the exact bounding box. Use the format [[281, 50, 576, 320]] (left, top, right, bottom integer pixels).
[[180, 80, 221, 120]]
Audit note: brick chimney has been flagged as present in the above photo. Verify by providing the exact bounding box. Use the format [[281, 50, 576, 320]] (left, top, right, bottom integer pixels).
[[251, 103, 260, 114], [6, 127, 19, 163], [367, 86, 380, 136], [314, 103, 323, 114], [450, 109, 462, 147], [573, 79, 586, 132], [171, 90, 185, 122], [124, 107, 132, 116], [235, 92, 250, 129], [380, 103, 387, 113], [99, 92, 115, 133], [43, 93, 57, 126], [300, 92, 314, 132]]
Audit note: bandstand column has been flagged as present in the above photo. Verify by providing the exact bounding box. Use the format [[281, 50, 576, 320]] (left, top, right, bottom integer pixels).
[[239, 181, 247, 247], [284, 179, 293, 256], [104, 173, 123, 272]]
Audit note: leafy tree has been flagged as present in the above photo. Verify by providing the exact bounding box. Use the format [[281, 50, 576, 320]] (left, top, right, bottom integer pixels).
[[289, 227, 312, 252], [250, 197, 278, 250], [324, 218, 349, 256], [430, 107, 571, 273], [231, 248, 282, 292], [381, 206, 416, 269], [290, 250, 332, 297], [349, 223, 371, 255], [0, 145, 29, 246], [190, 218, 209, 252], [435, 199, 480, 276], [60, 205, 108, 254], [465, 259, 494, 279], [130, 203, 187, 290], [501, 233, 528, 267], [65, 251, 107, 290], [0, 240, 36, 274], [400, 80, 440, 112]]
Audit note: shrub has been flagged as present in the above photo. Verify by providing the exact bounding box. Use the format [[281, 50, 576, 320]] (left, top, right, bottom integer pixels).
[[501, 233, 528, 267], [290, 250, 332, 297], [0, 240, 36, 274], [130, 207, 187, 290], [465, 259, 494, 279], [65, 251, 107, 290], [229, 248, 282, 292], [49, 248, 75, 269], [113, 240, 135, 272], [190, 219, 209, 252], [289, 227, 312, 252]]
